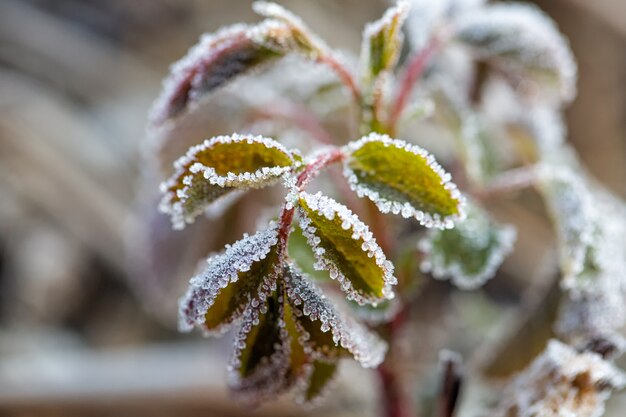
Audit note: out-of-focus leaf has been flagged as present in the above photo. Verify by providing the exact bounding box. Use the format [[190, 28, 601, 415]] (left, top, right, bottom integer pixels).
[[453, 4, 577, 103], [150, 17, 326, 125], [160, 134, 296, 229], [360, 1, 410, 82], [297, 191, 396, 305], [301, 360, 338, 404], [252, 2, 327, 57], [419, 202, 516, 289], [229, 290, 290, 400], [283, 263, 387, 368], [492, 340, 625, 417], [343, 133, 465, 229], [178, 223, 279, 334]]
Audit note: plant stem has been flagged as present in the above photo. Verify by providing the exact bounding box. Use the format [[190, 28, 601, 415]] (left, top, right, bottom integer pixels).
[[276, 147, 345, 259], [319, 52, 362, 104], [388, 37, 443, 135]]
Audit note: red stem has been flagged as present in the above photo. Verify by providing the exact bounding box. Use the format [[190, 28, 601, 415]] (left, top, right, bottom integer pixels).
[[276, 147, 345, 258], [319, 53, 362, 104], [388, 37, 443, 134]]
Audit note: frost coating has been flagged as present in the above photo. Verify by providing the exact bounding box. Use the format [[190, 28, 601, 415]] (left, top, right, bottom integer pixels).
[[283, 263, 387, 368], [494, 340, 625, 417], [178, 222, 279, 333], [228, 290, 291, 402], [419, 203, 516, 289], [360, 1, 410, 80], [453, 4, 577, 103], [159, 134, 295, 230], [297, 191, 397, 305], [343, 133, 466, 229]]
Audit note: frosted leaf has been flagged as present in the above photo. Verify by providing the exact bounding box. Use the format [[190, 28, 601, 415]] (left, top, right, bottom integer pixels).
[[159, 134, 296, 229], [283, 263, 387, 368], [453, 4, 577, 103], [229, 289, 291, 401], [493, 340, 625, 417], [552, 181, 626, 346], [405, 0, 485, 51], [252, 2, 328, 58], [297, 359, 338, 405], [150, 15, 325, 125], [349, 298, 401, 325], [538, 166, 598, 291], [297, 191, 397, 305], [419, 202, 516, 289], [287, 224, 330, 282], [360, 1, 410, 83], [178, 222, 280, 334], [343, 133, 465, 229]]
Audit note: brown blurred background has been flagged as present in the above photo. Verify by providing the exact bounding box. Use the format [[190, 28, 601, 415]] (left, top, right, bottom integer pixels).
[[0, 0, 624, 416]]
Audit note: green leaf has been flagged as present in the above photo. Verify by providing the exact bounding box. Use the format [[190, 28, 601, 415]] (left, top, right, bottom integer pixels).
[[178, 223, 280, 334], [343, 133, 465, 229], [419, 203, 516, 289], [453, 4, 577, 103], [283, 263, 387, 368], [360, 1, 410, 82], [150, 18, 325, 125], [160, 134, 296, 229], [297, 191, 396, 305], [229, 289, 291, 400]]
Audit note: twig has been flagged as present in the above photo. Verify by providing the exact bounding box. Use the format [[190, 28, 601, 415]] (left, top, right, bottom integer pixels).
[[319, 52, 362, 104], [388, 37, 443, 134], [475, 166, 538, 199]]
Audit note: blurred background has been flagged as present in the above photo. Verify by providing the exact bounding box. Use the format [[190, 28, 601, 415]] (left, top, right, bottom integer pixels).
[[0, 0, 624, 416]]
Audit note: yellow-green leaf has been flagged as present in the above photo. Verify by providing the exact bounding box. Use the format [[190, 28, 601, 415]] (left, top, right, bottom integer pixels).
[[160, 134, 296, 229], [301, 360, 337, 404], [360, 1, 409, 82], [283, 262, 387, 368], [297, 191, 396, 305], [178, 223, 279, 334], [343, 133, 465, 229]]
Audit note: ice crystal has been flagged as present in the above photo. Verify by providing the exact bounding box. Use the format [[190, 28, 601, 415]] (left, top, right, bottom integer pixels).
[[178, 222, 279, 333], [159, 134, 296, 229], [297, 191, 397, 305], [343, 133, 465, 229], [228, 289, 292, 401], [419, 202, 516, 289], [453, 4, 577, 103], [283, 263, 387, 368], [493, 340, 625, 417]]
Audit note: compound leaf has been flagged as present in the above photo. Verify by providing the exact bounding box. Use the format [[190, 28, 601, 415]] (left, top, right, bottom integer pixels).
[[160, 134, 296, 229], [343, 133, 465, 229], [297, 191, 396, 305], [453, 4, 577, 103], [178, 223, 280, 334], [419, 202, 516, 289]]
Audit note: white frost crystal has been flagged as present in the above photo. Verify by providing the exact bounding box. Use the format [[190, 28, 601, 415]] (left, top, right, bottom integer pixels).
[[297, 191, 397, 305], [178, 222, 279, 333], [283, 263, 387, 368], [494, 340, 625, 417]]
